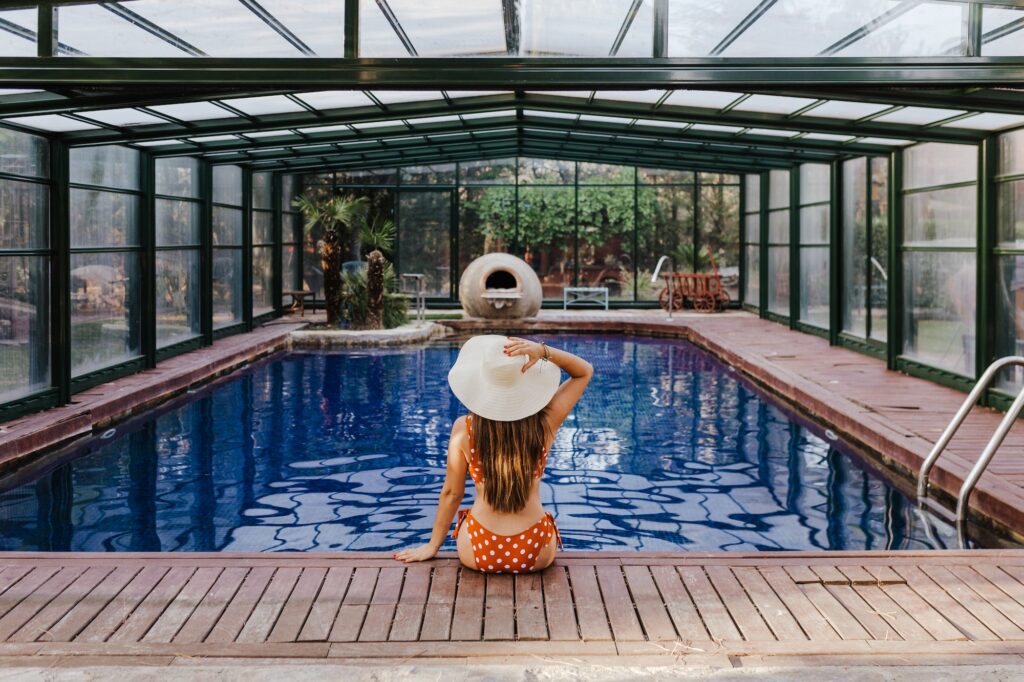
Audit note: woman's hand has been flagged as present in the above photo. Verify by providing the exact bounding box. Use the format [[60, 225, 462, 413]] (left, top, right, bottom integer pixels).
[[503, 337, 545, 372], [394, 543, 438, 563]]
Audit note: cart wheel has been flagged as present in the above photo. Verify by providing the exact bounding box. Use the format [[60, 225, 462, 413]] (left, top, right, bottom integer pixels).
[[658, 286, 685, 312], [694, 293, 716, 313], [716, 290, 731, 310]]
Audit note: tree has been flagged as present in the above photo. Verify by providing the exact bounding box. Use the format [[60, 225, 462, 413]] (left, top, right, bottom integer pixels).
[[360, 217, 396, 330]]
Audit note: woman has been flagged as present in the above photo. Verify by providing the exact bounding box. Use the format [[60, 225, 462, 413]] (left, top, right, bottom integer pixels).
[[395, 335, 592, 572]]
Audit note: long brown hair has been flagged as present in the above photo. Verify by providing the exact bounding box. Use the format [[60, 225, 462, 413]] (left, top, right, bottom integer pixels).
[[472, 412, 549, 514]]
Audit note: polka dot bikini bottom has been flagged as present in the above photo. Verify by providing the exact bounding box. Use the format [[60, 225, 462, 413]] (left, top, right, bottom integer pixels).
[[453, 508, 562, 574]]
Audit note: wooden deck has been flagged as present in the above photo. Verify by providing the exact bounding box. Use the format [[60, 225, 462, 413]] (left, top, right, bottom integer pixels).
[[2, 551, 1024, 667]]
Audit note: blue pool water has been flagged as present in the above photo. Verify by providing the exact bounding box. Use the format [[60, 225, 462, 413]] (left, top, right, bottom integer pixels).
[[0, 334, 966, 552]]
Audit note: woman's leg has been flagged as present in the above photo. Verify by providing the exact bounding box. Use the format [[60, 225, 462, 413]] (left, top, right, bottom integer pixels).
[[455, 513, 478, 570], [530, 533, 559, 571]]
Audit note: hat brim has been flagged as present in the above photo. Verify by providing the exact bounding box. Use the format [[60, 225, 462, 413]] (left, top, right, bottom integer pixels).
[[448, 336, 562, 422]]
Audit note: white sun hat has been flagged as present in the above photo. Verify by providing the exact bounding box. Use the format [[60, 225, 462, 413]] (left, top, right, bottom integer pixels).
[[447, 335, 562, 422]]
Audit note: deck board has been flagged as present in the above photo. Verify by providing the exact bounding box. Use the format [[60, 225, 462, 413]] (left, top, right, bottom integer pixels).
[[0, 551, 1023, 664]]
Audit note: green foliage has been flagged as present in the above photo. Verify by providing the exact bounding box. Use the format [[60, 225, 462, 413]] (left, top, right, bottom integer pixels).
[[360, 217, 396, 256], [340, 262, 408, 330]]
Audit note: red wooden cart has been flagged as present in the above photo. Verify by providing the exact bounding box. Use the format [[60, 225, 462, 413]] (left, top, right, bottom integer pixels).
[[658, 250, 731, 313]]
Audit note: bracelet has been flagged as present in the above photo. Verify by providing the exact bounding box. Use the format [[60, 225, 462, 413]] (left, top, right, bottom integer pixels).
[[541, 342, 550, 362]]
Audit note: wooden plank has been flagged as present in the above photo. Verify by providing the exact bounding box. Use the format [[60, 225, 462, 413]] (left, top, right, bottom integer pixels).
[[419, 566, 457, 642], [894, 565, 998, 642], [810, 566, 900, 642], [107, 566, 195, 643], [449, 569, 485, 641], [947, 564, 1024, 628], [236, 567, 301, 643], [705, 566, 774, 642], [918, 565, 1024, 640], [541, 566, 579, 641], [0, 567, 86, 641], [329, 567, 378, 642], [388, 565, 431, 642], [794, 582, 870, 641], [864, 567, 965, 642], [297, 567, 351, 643], [622, 566, 676, 641], [41, 566, 140, 643], [678, 566, 741, 642], [513, 573, 546, 641], [595, 565, 644, 642], [76, 567, 170, 643], [358, 566, 405, 642], [758, 567, 839, 642], [174, 567, 249, 644], [142, 567, 221, 643], [268, 567, 327, 643], [482, 574, 514, 641], [0, 567, 32, 600], [649, 565, 709, 641], [837, 568, 931, 642], [203, 566, 274, 644], [0, 568, 60, 623], [8, 566, 113, 643], [567, 565, 611, 642], [732, 566, 805, 641]]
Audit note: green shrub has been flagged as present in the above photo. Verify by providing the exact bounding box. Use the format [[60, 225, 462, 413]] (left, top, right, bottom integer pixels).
[[340, 263, 408, 330]]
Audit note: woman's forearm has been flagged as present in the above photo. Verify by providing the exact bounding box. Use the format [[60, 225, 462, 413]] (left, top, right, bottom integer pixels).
[[542, 344, 593, 379], [428, 489, 462, 549]]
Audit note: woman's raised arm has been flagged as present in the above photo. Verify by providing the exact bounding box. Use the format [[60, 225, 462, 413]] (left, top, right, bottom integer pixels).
[[503, 337, 593, 431]]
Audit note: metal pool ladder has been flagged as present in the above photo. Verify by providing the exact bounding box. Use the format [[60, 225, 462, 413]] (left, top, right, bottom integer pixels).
[[916, 356, 1024, 540]]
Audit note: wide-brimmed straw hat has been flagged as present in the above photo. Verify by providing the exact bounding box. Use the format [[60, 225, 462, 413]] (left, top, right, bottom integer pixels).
[[447, 335, 562, 422]]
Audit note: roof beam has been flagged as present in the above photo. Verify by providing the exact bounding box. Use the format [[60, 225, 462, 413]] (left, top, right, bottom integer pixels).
[[238, 0, 316, 57], [99, 3, 206, 56], [501, 0, 519, 56], [709, 0, 778, 56]]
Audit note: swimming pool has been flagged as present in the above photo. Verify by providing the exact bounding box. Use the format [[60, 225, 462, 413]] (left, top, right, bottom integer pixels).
[[0, 334, 966, 552]]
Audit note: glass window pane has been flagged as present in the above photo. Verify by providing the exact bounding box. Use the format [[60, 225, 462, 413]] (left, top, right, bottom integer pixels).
[[744, 213, 760, 244], [903, 185, 977, 247], [981, 6, 1024, 56], [799, 163, 830, 205], [0, 178, 48, 250], [744, 174, 760, 212], [458, 186, 516, 276], [843, 157, 868, 337], [280, 244, 299, 303], [903, 251, 976, 375], [252, 210, 274, 245], [0, 10, 38, 57], [799, 204, 829, 244], [996, 255, 1024, 391], [70, 252, 142, 376], [578, 162, 633, 185], [870, 157, 890, 343], [0, 128, 48, 178], [767, 246, 789, 316], [518, 158, 575, 184], [519, 186, 574, 298], [281, 174, 298, 208], [637, 185, 694, 301], [398, 191, 451, 297], [252, 172, 273, 209], [360, 0, 505, 57], [400, 164, 456, 185], [768, 169, 790, 209], [833, 2, 966, 57], [156, 250, 200, 348], [212, 165, 243, 205], [155, 157, 199, 198], [155, 199, 200, 247], [240, 0, 346, 58], [0, 255, 50, 403], [999, 128, 1024, 177], [768, 210, 789, 244], [521, 0, 653, 57], [213, 249, 243, 329], [578, 186, 634, 300], [743, 244, 760, 306], [998, 179, 1024, 249], [70, 146, 140, 191], [699, 183, 739, 299], [70, 189, 140, 248], [333, 168, 397, 185], [459, 159, 516, 184], [636, 168, 694, 185], [903, 142, 977, 190], [252, 246, 274, 316], [799, 247, 829, 328], [213, 206, 243, 246]]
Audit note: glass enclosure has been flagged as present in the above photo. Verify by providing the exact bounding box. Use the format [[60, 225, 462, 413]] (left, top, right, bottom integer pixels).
[[797, 163, 830, 329]]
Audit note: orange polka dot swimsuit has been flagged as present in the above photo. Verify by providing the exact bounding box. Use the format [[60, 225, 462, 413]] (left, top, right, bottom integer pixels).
[[452, 414, 562, 574]]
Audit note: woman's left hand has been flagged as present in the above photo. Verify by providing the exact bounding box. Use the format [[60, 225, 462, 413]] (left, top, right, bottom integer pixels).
[[504, 337, 545, 372], [394, 543, 438, 563]]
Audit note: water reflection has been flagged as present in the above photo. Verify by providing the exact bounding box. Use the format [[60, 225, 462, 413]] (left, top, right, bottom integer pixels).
[[0, 335, 964, 552]]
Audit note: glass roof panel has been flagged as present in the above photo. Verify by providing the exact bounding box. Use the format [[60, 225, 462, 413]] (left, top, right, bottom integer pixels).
[[218, 95, 308, 116], [666, 0, 764, 56], [243, 130, 299, 138], [800, 132, 855, 142], [690, 123, 745, 133], [77, 108, 169, 127], [350, 120, 404, 130], [521, 0, 653, 57], [104, 0, 304, 57], [188, 134, 241, 143], [359, 0, 416, 57], [523, 110, 579, 121], [0, 88, 45, 96], [982, 7, 1024, 56], [592, 90, 667, 104], [295, 91, 376, 111], [856, 137, 914, 146], [58, 4, 186, 57], [578, 114, 634, 125], [296, 123, 353, 134], [406, 115, 464, 125], [146, 101, 237, 121], [460, 110, 517, 120], [371, 91, 446, 105], [806, 100, 894, 120], [0, 9, 43, 57], [444, 91, 510, 98], [253, 0, 345, 57], [377, 0, 505, 57], [664, 90, 744, 110], [133, 139, 184, 147], [941, 112, 1024, 131], [732, 94, 819, 115], [871, 106, 966, 125], [4, 114, 100, 131], [633, 118, 686, 128], [833, 2, 966, 57], [743, 127, 801, 137]]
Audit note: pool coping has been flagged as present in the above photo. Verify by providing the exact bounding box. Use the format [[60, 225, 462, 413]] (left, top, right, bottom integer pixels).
[[440, 315, 1024, 544]]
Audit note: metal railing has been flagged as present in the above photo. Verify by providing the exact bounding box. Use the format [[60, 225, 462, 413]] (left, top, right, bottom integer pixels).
[[651, 255, 674, 321], [916, 356, 1024, 539]]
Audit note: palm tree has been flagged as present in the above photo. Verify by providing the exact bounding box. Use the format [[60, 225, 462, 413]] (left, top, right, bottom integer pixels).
[[293, 193, 368, 325], [360, 217, 396, 330]]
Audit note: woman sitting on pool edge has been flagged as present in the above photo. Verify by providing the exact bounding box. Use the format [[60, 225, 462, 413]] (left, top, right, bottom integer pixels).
[[395, 335, 592, 573]]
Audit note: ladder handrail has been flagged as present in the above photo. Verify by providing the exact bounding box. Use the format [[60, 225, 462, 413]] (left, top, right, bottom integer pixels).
[[916, 355, 1024, 500]]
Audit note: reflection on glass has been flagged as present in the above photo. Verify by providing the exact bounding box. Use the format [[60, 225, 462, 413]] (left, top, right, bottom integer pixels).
[[0, 178, 48, 250], [0, 128, 48, 178], [212, 165, 243, 206], [996, 256, 1024, 391], [252, 246, 275, 316], [998, 179, 1024, 249], [70, 190, 140, 248], [252, 172, 273, 210], [903, 186, 976, 247], [870, 157, 889, 342], [70, 145, 140, 191], [903, 251, 976, 375], [768, 169, 790, 210], [903, 142, 977, 190], [1000, 129, 1024, 177], [0, 256, 49, 403], [843, 157, 868, 337], [155, 199, 199, 247], [155, 157, 199, 198], [767, 246, 789, 316], [156, 250, 200, 348], [519, 186, 574, 298], [213, 249, 243, 329], [252, 210, 274, 245], [70, 252, 142, 376], [799, 247, 829, 328], [281, 245, 298, 305], [744, 245, 760, 305], [213, 206, 243, 246], [398, 191, 451, 297]]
